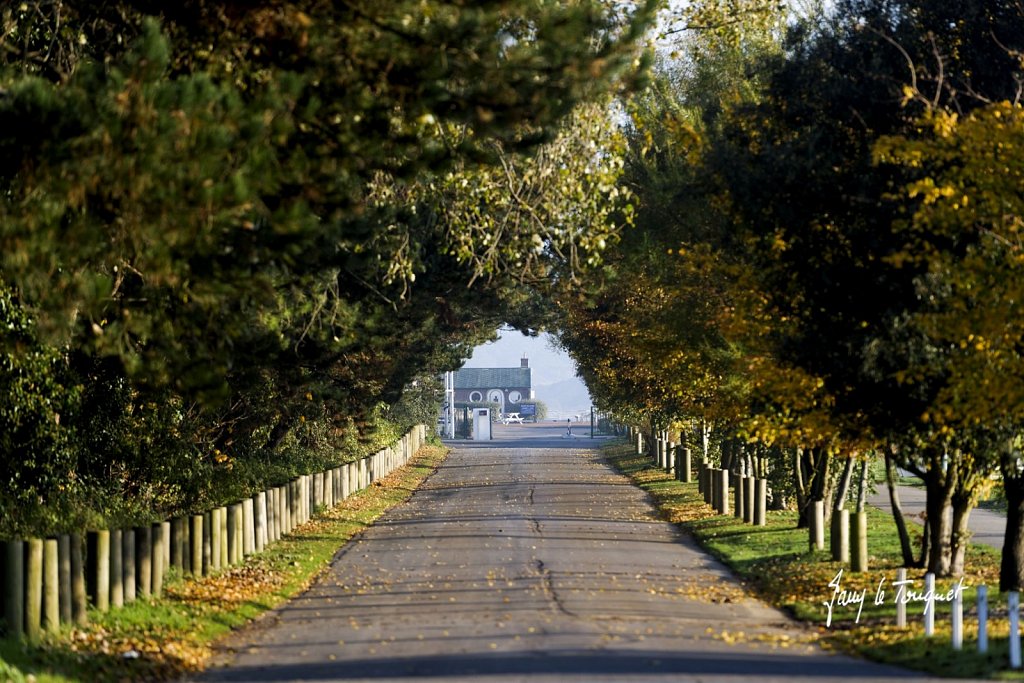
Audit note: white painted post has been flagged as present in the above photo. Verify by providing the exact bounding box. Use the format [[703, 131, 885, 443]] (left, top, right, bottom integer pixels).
[[977, 585, 988, 654], [924, 573, 935, 636], [896, 568, 907, 628], [951, 589, 962, 651], [1011, 591, 1021, 669]]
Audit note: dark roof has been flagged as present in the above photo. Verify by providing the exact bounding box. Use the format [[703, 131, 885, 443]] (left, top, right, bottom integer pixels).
[[455, 367, 531, 390]]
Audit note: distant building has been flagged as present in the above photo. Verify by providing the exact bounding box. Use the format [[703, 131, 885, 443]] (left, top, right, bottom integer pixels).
[[454, 357, 534, 415]]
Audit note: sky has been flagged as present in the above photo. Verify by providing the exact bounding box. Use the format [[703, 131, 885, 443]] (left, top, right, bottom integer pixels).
[[461, 327, 593, 415]]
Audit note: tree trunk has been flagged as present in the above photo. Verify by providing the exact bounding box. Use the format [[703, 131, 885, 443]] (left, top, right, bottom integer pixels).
[[833, 456, 855, 513], [886, 449, 918, 567], [924, 466, 956, 577], [855, 458, 869, 512], [950, 501, 972, 577], [795, 447, 809, 528], [1001, 470, 1024, 592]]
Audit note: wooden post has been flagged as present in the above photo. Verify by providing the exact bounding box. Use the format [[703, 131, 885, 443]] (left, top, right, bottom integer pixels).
[[951, 588, 962, 651], [170, 517, 185, 572], [718, 469, 730, 515], [58, 535, 72, 625], [1010, 591, 1021, 669], [4, 539, 25, 637], [234, 504, 244, 564], [681, 448, 693, 483], [86, 531, 110, 611], [151, 523, 164, 598], [109, 529, 123, 608], [25, 539, 43, 641], [202, 512, 212, 575], [744, 476, 755, 524], [972, 584, 987, 653], [255, 493, 266, 553], [666, 442, 676, 474], [808, 501, 824, 551], [41, 539, 60, 632], [210, 508, 221, 571], [755, 479, 767, 526], [161, 521, 171, 573], [242, 498, 255, 556], [263, 491, 273, 546], [831, 509, 850, 563], [191, 515, 203, 576], [122, 529, 136, 602], [851, 510, 868, 572], [226, 504, 239, 566], [314, 474, 323, 513], [43, 538, 59, 633], [896, 567, 907, 628], [736, 476, 746, 520], [137, 526, 152, 597], [70, 534, 86, 625], [924, 573, 935, 636], [218, 507, 228, 567]]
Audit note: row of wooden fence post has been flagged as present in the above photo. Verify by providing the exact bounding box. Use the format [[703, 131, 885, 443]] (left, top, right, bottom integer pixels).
[[1, 425, 426, 641]]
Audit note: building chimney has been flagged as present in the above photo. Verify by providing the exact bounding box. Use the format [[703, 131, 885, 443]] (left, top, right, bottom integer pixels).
[[521, 355, 529, 368]]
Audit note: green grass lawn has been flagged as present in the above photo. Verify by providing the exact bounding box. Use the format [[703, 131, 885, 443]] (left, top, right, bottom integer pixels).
[[0, 444, 450, 682], [603, 441, 1020, 680]]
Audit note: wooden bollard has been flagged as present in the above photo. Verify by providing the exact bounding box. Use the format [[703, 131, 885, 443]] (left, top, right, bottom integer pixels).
[[137, 526, 152, 597], [666, 442, 676, 474], [681, 448, 693, 483], [810, 500, 825, 551], [851, 511, 868, 572], [160, 522, 170, 573], [234, 504, 244, 564], [242, 499, 255, 556], [977, 585, 988, 653], [210, 509, 221, 571], [87, 532, 110, 610], [69, 534, 86, 625], [313, 474, 323, 513], [41, 539, 59, 633], [268, 489, 278, 541], [226, 505, 239, 566], [952, 588, 963, 650], [191, 515, 203, 577], [170, 517, 184, 572], [58, 535, 72, 625], [255, 493, 266, 552], [735, 476, 746, 519], [25, 539, 43, 641], [5, 540, 25, 637], [109, 529, 124, 608], [718, 469, 730, 515], [896, 567, 907, 627], [342, 465, 351, 500], [43, 539, 59, 633], [924, 573, 935, 636], [122, 529, 136, 602], [744, 476, 755, 524], [198, 512, 210, 575], [832, 509, 850, 563], [1010, 591, 1021, 668], [151, 523, 164, 598], [754, 479, 767, 526]]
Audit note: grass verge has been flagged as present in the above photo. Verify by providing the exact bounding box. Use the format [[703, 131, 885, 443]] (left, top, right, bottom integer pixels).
[[602, 440, 1021, 680], [0, 444, 449, 683]]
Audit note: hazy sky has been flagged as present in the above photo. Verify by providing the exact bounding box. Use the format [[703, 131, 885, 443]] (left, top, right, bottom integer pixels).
[[462, 327, 579, 388]]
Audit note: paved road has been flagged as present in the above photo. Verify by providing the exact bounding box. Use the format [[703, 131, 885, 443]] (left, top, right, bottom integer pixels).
[[868, 480, 1006, 549], [199, 425, 952, 682]]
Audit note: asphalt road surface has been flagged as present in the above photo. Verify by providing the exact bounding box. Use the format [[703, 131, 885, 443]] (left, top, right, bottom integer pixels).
[[198, 424, 958, 682]]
